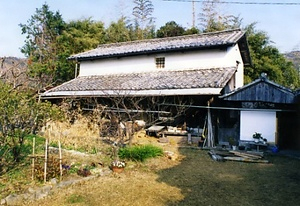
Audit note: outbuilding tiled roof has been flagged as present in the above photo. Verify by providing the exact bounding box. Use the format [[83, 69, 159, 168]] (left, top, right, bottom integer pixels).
[[41, 67, 237, 98], [68, 29, 248, 63], [220, 74, 295, 104]]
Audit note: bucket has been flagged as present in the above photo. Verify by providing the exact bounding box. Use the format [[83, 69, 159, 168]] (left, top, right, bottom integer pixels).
[[271, 146, 279, 153]]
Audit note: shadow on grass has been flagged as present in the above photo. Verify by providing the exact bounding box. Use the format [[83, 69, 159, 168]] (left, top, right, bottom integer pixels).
[[156, 148, 300, 206]]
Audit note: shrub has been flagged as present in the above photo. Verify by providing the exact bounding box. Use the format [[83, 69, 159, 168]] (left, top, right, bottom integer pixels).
[[0, 82, 62, 174], [118, 144, 163, 162]]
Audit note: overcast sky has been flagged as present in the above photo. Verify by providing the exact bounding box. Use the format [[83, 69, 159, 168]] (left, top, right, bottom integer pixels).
[[0, 0, 299, 58]]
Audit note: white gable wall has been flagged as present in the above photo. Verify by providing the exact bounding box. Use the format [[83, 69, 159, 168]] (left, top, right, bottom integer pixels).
[[226, 44, 244, 88], [78, 44, 244, 87]]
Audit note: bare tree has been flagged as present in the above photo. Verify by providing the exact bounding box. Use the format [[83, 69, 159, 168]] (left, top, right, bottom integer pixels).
[[132, 0, 155, 39], [198, 0, 241, 32], [0, 57, 29, 90]]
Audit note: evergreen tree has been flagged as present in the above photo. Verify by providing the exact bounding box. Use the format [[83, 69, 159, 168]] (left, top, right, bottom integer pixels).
[[57, 18, 106, 80], [198, 1, 298, 88], [156, 21, 200, 38], [106, 17, 132, 43], [184, 27, 200, 35], [156, 21, 185, 38], [245, 24, 299, 88], [19, 3, 65, 91], [61, 18, 106, 53]]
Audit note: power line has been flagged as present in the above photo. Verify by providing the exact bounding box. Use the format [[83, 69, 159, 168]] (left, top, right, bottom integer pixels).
[[162, 0, 300, 6]]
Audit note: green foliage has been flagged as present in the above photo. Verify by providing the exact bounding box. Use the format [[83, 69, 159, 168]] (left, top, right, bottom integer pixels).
[[245, 24, 299, 88], [157, 22, 200, 38], [197, 1, 299, 88], [66, 194, 86, 204], [157, 21, 185, 38], [118, 144, 163, 162], [56, 18, 106, 81], [19, 1, 299, 92], [106, 17, 132, 43], [61, 18, 106, 53], [49, 141, 59, 148], [1, 166, 31, 197], [25, 135, 46, 155], [65, 162, 81, 174], [0, 82, 62, 174], [184, 27, 200, 35], [19, 3, 66, 90]]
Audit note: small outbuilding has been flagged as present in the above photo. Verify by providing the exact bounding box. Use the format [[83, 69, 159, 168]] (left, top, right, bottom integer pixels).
[[219, 73, 298, 149]]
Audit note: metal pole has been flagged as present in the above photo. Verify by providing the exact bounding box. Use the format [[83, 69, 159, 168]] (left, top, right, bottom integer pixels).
[[192, 0, 195, 27]]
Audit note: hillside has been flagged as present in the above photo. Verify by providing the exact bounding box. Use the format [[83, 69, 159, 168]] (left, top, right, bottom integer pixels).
[[284, 51, 300, 72], [0, 57, 28, 87], [0, 56, 27, 70]]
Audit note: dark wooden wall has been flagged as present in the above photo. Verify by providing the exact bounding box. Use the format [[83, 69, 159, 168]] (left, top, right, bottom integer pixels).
[[224, 81, 295, 104], [277, 111, 299, 149]]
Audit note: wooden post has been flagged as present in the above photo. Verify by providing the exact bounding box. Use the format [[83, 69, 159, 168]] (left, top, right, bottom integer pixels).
[[48, 124, 51, 139], [126, 121, 133, 146], [187, 133, 192, 145], [31, 137, 35, 181], [44, 139, 48, 184], [119, 122, 125, 145], [59, 141, 63, 181]]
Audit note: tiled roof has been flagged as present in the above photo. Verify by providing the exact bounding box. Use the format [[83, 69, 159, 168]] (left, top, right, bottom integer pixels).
[[220, 75, 295, 104], [69, 29, 246, 61], [41, 67, 236, 98]]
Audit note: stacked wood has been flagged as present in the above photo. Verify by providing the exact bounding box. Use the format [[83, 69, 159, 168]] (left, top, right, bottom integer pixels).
[[229, 151, 264, 159], [208, 149, 269, 163]]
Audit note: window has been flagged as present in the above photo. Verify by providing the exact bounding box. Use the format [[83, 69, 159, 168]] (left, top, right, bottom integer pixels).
[[155, 57, 165, 68]]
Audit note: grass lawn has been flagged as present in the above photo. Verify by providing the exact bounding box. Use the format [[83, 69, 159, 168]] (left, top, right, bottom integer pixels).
[[25, 147, 300, 206]]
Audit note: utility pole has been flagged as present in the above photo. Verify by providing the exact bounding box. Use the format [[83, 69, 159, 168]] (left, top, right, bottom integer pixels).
[[192, 0, 195, 27]]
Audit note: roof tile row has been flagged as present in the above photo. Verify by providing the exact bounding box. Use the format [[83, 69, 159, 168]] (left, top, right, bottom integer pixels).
[[69, 29, 245, 60], [44, 67, 237, 95]]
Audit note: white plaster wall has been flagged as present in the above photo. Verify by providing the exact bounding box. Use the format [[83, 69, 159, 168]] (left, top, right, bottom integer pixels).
[[240, 111, 276, 143], [226, 44, 244, 88], [163, 49, 228, 69], [79, 55, 154, 76], [78, 45, 243, 78]]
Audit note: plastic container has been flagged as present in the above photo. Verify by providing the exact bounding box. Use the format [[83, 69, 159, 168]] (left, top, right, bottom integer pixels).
[[271, 146, 279, 153]]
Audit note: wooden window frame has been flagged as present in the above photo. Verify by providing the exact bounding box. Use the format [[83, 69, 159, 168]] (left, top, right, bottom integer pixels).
[[155, 57, 165, 68]]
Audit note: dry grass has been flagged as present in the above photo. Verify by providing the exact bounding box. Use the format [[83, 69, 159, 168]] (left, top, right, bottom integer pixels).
[[27, 142, 300, 206], [26, 171, 184, 206], [43, 118, 101, 153], [2, 117, 300, 206]]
